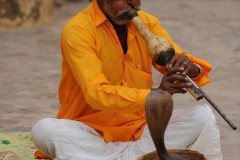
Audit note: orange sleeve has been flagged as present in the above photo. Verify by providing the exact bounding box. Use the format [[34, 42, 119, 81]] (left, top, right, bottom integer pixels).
[[61, 23, 150, 111], [150, 18, 212, 87]]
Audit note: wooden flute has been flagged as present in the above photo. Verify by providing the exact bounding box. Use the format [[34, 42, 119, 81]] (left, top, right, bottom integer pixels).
[[127, 9, 237, 130]]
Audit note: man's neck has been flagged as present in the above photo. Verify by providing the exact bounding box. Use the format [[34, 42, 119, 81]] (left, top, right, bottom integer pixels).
[[107, 17, 128, 54]]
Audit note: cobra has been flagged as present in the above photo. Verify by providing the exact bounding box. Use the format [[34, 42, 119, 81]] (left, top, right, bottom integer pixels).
[[139, 89, 206, 160]]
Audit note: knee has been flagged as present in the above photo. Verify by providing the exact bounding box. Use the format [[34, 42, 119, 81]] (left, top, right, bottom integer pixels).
[[31, 118, 57, 143], [192, 104, 210, 129]]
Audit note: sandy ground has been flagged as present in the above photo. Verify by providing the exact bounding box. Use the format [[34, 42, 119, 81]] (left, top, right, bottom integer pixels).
[[0, 0, 239, 159]]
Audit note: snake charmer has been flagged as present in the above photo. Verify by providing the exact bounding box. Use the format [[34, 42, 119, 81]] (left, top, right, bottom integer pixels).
[[31, 0, 222, 159]]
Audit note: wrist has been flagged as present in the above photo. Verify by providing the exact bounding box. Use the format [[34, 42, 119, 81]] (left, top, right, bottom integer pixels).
[[188, 63, 202, 78]]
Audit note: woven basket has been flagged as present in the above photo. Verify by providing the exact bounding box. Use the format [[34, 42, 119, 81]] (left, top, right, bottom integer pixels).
[[138, 149, 207, 160], [0, 151, 21, 160]]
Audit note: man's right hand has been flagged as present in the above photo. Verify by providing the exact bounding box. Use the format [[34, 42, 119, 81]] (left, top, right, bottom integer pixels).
[[158, 66, 193, 95]]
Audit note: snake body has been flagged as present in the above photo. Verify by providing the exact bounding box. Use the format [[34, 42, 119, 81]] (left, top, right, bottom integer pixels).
[[140, 89, 206, 160]]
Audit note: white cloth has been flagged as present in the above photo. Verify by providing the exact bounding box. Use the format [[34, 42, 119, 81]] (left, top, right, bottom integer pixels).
[[31, 105, 222, 160], [189, 105, 222, 160]]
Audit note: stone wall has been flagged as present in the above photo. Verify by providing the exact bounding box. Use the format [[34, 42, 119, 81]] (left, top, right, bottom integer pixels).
[[0, 0, 53, 27]]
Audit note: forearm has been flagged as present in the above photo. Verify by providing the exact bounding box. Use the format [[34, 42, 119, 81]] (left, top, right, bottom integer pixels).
[[183, 53, 212, 86], [86, 78, 150, 110], [151, 20, 212, 87]]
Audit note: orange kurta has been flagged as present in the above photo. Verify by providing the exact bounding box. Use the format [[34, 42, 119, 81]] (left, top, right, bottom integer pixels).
[[57, 0, 212, 142]]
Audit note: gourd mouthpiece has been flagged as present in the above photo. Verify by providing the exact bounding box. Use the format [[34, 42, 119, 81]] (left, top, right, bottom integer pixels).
[[127, 8, 138, 20]]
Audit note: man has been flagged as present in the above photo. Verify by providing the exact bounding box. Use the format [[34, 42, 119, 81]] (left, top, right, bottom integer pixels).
[[32, 0, 222, 159]]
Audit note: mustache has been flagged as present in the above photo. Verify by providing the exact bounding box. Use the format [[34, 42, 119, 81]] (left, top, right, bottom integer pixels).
[[115, 5, 140, 16]]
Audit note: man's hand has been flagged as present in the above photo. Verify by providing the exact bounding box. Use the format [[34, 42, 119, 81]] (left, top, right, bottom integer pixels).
[[169, 54, 200, 78], [158, 54, 200, 95], [159, 67, 192, 95]]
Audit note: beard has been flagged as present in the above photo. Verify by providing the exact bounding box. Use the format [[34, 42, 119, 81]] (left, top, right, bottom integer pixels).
[[108, 13, 131, 25]]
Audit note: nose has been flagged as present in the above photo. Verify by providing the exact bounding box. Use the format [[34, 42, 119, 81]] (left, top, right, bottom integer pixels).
[[127, 0, 140, 6]]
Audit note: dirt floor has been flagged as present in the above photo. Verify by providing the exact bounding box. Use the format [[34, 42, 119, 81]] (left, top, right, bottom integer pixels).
[[0, 0, 239, 159]]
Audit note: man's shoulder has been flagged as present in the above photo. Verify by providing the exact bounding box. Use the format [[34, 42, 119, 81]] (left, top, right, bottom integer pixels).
[[62, 2, 97, 32]]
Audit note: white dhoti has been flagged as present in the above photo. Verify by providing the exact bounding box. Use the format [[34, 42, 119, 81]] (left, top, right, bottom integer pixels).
[[31, 104, 222, 160]]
